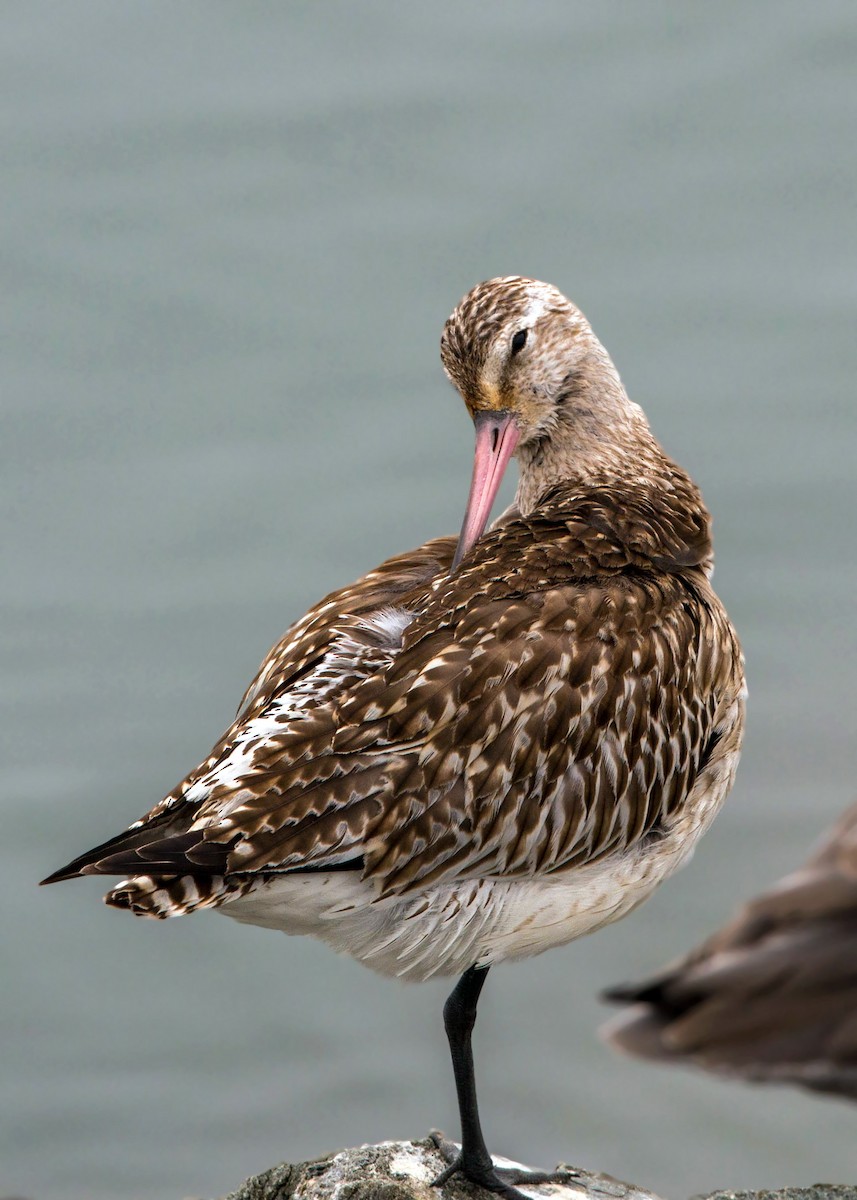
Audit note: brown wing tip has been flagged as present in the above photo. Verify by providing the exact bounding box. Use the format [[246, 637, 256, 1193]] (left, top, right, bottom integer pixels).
[[40, 861, 89, 886], [40, 828, 146, 887], [40, 843, 127, 885]]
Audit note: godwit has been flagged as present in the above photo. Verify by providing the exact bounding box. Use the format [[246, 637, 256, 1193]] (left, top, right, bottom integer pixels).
[[602, 802, 857, 1102], [43, 277, 745, 1198]]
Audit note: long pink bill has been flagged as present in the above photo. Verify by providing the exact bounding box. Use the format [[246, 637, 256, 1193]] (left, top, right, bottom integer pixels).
[[451, 410, 520, 571]]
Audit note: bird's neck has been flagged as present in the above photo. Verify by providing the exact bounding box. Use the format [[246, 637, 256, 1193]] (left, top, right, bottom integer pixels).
[[514, 353, 672, 516], [513, 359, 714, 575]]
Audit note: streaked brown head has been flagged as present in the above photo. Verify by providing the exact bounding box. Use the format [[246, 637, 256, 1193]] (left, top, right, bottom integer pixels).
[[440, 276, 594, 444], [442, 277, 650, 566]]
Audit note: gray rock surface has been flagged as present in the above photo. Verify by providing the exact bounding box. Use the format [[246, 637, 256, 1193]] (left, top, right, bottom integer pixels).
[[695, 1190, 857, 1200], [214, 1137, 651, 1200], [214, 1141, 857, 1200], [216, 1138, 663, 1200]]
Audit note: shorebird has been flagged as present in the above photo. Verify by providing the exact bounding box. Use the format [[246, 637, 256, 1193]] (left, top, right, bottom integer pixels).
[[43, 277, 745, 1198], [602, 801, 857, 1102]]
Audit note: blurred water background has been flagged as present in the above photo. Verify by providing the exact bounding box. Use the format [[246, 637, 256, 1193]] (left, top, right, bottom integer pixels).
[[4, 3, 857, 1197]]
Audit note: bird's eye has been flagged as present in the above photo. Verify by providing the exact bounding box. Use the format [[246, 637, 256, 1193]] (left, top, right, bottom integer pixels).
[[510, 329, 528, 356]]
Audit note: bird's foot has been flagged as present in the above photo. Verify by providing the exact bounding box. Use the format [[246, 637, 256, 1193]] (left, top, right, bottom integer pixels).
[[429, 1132, 582, 1199]]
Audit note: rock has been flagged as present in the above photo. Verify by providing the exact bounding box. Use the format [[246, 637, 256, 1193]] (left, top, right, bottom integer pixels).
[[216, 1137, 665, 1200], [215, 1141, 857, 1200], [695, 1190, 857, 1200]]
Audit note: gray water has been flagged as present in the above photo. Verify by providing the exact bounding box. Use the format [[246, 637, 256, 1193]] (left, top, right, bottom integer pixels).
[[4, 3, 857, 1197]]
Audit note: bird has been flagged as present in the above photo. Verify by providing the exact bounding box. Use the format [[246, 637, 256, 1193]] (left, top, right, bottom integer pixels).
[[42, 276, 746, 1199], [601, 801, 857, 1102]]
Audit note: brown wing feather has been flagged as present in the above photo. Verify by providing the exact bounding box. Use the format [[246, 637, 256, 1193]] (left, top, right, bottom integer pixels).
[[177, 487, 738, 895], [235, 535, 457, 717], [46, 480, 743, 906], [42, 536, 455, 883]]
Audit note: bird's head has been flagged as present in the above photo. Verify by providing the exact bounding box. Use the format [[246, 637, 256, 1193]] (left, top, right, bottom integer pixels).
[[441, 276, 633, 567], [441, 276, 595, 446]]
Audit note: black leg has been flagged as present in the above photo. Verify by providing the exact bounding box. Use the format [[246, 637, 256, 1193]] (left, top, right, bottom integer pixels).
[[437, 965, 495, 1182], [430, 966, 526, 1198], [431, 966, 578, 1199]]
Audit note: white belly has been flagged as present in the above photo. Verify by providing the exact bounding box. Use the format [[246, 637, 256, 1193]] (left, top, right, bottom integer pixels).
[[223, 837, 680, 982], [221, 739, 741, 983]]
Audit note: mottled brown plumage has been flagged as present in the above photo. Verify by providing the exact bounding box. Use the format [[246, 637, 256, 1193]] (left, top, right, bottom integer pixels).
[[602, 803, 857, 1101], [43, 277, 745, 1198], [45, 476, 740, 951]]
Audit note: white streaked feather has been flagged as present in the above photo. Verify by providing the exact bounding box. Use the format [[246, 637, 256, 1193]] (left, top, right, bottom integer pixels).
[[178, 610, 416, 822]]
